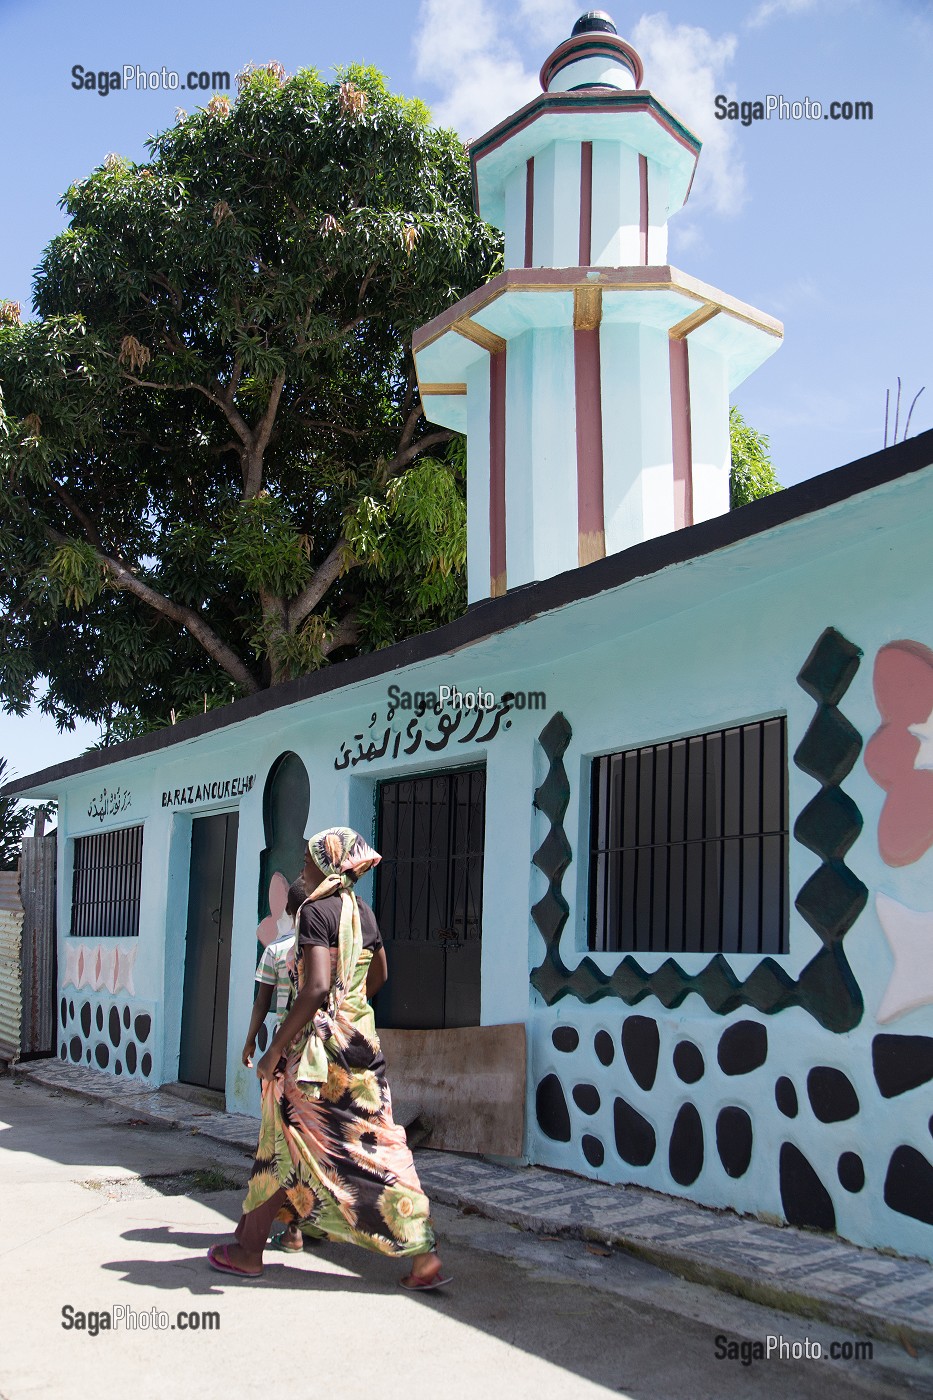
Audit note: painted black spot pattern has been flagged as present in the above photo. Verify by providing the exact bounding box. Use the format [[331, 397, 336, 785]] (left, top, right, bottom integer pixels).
[[80, 1002, 91, 1037], [807, 1067, 859, 1123], [109, 1006, 121, 1048], [669, 1104, 704, 1186], [884, 1146, 933, 1226], [872, 1035, 933, 1099], [673, 1042, 704, 1084], [85, 1048, 91, 1063], [59, 997, 67, 1027], [572, 1084, 600, 1115], [126, 1042, 137, 1074], [135, 1014, 152, 1043], [717, 1021, 767, 1076], [621, 1016, 660, 1091], [594, 1030, 615, 1066], [583, 1135, 605, 1168], [775, 1077, 798, 1118], [114, 1061, 122, 1076], [95, 1043, 109, 1069], [552, 1026, 579, 1053], [716, 1107, 753, 1179], [59, 1045, 66, 1061], [779, 1143, 836, 1232], [123, 1006, 131, 1030], [95, 1006, 103, 1032], [613, 1097, 656, 1167], [838, 1153, 865, 1193], [536, 1075, 572, 1142], [69, 1000, 74, 1019], [69, 1037, 81, 1063], [141, 1052, 152, 1077]]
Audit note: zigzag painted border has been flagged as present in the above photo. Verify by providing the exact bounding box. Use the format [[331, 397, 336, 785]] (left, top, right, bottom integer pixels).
[[529, 629, 865, 1032]]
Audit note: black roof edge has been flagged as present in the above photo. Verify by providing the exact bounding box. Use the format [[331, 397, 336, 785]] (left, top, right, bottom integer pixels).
[[5, 426, 932, 798]]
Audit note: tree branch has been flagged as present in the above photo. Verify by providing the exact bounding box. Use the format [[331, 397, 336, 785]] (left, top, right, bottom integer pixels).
[[45, 526, 260, 695], [321, 611, 360, 657], [288, 537, 353, 629], [379, 429, 454, 483]]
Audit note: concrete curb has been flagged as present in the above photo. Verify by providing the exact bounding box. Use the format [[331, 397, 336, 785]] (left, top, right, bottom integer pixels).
[[16, 1059, 933, 1353]]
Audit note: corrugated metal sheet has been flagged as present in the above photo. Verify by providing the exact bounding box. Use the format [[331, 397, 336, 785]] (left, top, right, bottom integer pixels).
[[19, 837, 57, 1056], [0, 871, 20, 912], [0, 906, 23, 1062]]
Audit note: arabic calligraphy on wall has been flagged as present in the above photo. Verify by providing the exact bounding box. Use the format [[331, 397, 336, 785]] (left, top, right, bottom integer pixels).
[[87, 788, 132, 823], [334, 695, 516, 771]]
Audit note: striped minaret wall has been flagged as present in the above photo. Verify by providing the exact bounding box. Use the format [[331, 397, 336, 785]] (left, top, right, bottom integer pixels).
[[413, 12, 782, 603]]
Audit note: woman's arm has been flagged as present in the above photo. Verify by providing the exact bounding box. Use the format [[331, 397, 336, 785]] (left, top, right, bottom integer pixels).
[[256, 945, 331, 1081], [366, 946, 388, 999]]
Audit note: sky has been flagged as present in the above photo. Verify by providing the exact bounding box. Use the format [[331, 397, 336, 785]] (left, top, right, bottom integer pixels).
[[1, 0, 930, 781]]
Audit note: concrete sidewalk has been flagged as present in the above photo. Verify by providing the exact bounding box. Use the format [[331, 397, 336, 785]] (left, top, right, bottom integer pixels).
[[15, 1057, 933, 1353]]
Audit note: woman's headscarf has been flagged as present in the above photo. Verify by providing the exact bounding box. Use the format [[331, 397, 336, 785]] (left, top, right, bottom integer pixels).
[[295, 827, 381, 1094]]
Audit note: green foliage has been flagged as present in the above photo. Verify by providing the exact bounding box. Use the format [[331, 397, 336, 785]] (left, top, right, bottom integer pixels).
[[729, 405, 781, 508], [0, 758, 47, 870], [0, 62, 501, 733]]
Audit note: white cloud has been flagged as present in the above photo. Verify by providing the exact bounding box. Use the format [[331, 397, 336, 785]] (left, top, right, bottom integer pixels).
[[746, 0, 819, 27], [632, 13, 744, 217], [414, 3, 745, 217], [414, 0, 576, 140]]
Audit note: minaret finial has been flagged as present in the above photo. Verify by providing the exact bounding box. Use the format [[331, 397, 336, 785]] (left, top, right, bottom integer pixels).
[[540, 11, 643, 93]]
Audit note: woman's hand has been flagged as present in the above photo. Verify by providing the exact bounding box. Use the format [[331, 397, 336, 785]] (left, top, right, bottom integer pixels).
[[255, 1048, 280, 1083]]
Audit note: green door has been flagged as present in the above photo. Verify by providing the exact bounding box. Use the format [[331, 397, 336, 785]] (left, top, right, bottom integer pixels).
[[179, 812, 238, 1090]]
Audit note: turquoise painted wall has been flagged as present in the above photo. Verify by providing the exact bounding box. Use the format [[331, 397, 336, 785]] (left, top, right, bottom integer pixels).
[[47, 458, 933, 1260]]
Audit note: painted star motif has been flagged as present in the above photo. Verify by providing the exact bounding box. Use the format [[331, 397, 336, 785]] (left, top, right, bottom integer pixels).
[[876, 892, 933, 1023], [62, 943, 82, 989], [113, 944, 137, 995]]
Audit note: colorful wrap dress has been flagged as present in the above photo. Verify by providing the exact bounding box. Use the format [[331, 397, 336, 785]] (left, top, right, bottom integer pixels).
[[241, 837, 436, 1258]]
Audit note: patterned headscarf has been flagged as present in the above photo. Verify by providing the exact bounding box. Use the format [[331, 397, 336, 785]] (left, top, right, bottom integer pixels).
[[296, 827, 381, 1094]]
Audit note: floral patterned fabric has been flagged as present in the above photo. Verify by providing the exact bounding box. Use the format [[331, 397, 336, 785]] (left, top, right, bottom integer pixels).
[[242, 827, 436, 1257]]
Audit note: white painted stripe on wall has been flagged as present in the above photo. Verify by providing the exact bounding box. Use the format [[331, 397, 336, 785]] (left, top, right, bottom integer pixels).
[[591, 140, 640, 266], [647, 162, 669, 265], [687, 340, 730, 524], [531, 142, 580, 268], [532, 327, 578, 578], [465, 357, 492, 604], [601, 322, 674, 553], [503, 165, 528, 272], [504, 330, 536, 588]]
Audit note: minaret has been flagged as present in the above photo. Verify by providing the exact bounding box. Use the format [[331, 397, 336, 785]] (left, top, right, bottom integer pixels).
[[413, 11, 782, 603]]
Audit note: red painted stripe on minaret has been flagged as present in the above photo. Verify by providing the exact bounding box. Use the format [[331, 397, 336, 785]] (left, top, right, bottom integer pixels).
[[524, 158, 535, 268], [579, 141, 593, 266], [489, 348, 508, 595], [639, 154, 649, 265], [574, 325, 605, 559], [669, 337, 694, 528]]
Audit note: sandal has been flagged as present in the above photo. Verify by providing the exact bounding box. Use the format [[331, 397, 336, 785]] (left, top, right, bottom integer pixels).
[[399, 1267, 453, 1291], [207, 1243, 264, 1279], [272, 1232, 305, 1253]]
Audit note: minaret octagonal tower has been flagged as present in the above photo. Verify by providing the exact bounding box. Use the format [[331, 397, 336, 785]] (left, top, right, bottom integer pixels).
[[413, 12, 782, 602]]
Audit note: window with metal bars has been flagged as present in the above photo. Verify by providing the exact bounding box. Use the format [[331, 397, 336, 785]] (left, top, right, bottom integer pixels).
[[70, 826, 144, 939], [588, 718, 788, 956]]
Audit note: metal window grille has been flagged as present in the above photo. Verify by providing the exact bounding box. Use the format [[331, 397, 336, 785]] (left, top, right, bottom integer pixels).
[[70, 825, 144, 939], [589, 718, 788, 955], [375, 768, 485, 947]]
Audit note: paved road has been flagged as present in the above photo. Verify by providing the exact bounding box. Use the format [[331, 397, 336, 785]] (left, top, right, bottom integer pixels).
[[0, 1077, 928, 1400]]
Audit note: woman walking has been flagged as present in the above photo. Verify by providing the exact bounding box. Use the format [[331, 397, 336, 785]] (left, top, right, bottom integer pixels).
[[208, 827, 450, 1289]]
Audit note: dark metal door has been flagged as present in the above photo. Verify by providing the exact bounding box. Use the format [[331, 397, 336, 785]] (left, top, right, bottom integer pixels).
[[374, 768, 485, 1029], [179, 812, 238, 1090]]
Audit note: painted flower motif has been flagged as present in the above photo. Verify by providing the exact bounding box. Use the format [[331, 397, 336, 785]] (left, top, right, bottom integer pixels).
[[864, 639, 933, 865], [377, 1184, 432, 1247]]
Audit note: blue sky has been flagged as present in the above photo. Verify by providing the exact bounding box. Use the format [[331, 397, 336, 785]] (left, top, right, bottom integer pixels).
[[1, 0, 930, 778]]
